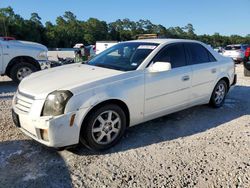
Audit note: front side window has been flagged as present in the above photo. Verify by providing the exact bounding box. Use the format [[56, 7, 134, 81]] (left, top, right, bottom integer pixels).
[[87, 42, 158, 71], [153, 43, 186, 68], [185, 43, 215, 64]]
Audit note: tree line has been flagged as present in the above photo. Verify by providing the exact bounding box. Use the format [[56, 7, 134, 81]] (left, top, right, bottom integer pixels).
[[1, 6, 250, 48]]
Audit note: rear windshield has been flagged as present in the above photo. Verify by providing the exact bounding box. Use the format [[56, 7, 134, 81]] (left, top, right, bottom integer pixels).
[[225, 46, 241, 50]]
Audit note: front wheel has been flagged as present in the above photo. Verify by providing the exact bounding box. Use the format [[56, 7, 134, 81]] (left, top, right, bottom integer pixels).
[[80, 104, 127, 151], [209, 80, 228, 108], [10, 62, 38, 83]]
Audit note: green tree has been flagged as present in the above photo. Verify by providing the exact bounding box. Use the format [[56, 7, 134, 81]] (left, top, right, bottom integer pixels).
[[83, 18, 108, 44]]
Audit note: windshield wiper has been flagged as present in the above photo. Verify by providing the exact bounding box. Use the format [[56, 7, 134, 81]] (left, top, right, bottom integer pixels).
[[93, 64, 125, 71], [94, 64, 113, 69]]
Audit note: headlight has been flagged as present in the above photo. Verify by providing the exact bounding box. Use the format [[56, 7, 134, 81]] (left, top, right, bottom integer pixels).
[[37, 51, 48, 59], [42, 90, 73, 116]]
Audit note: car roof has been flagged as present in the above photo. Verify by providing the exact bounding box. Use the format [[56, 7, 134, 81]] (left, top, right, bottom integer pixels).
[[128, 38, 228, 61], [127, 38, 201, 45]]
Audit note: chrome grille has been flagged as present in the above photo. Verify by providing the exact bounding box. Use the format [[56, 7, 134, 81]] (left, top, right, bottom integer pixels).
[[15, 90, 34, 113]]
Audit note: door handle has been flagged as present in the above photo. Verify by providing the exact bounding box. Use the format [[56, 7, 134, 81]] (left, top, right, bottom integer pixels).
[[211, 68, 217, 73], [182, 75, 190, 81]]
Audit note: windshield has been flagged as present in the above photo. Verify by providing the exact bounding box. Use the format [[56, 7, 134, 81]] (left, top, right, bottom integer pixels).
[[87, 42, 158, 71]]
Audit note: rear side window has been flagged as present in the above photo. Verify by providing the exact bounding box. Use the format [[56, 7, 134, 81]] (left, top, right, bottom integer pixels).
[[185, 43, 216, 64], [153, 43, 186, 68], [208, 52, 217, 62]]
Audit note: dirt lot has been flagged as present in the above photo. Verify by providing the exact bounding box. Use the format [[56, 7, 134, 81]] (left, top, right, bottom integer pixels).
[[0, 65, 250, 188]]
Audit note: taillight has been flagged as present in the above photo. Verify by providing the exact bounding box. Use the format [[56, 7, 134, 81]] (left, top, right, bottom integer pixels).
[[245, 48, 250, 58]]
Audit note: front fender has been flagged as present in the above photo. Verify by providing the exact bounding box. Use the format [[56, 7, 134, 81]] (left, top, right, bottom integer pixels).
[[65, 71, 145, 127]]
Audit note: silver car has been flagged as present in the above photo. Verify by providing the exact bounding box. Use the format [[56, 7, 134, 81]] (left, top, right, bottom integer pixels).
[[223, 44, 249, 63]]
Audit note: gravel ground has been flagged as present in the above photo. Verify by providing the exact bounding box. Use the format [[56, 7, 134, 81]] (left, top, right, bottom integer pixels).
[[0, 65, 250, 188]]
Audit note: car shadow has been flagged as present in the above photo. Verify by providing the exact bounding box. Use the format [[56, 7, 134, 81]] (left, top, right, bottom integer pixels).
[[72, 85, 250, 156], [0, 140, 72, 188], [0, 80, 17, 99]]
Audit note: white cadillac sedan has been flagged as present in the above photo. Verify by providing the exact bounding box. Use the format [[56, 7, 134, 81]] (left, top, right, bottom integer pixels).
[[12, 39, 237, 150]]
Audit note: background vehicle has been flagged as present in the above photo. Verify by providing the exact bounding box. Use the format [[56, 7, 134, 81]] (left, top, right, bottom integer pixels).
[[222, 44, 249, 63], [0, 36, 16, 41], [12, 39, 236, 151], [73, 43, 84, 48], [136, 34, 158, 39], [243, 47, 250, 76], [214, 47, 224, 54], [0, 37, 50, 83], [95, 41, 118, 54]]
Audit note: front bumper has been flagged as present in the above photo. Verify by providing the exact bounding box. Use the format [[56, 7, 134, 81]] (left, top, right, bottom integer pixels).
[[38, 60, 51, 70], [12, 108, 84, 148]]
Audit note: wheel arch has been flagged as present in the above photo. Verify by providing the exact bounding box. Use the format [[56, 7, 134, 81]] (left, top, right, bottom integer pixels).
[[80, 99, 130, 131], [219, 77, 230, 92], [209, 76, 230, 101], [5, 56, 41, 76]]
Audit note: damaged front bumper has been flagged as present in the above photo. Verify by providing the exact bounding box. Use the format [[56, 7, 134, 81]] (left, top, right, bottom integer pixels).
[[12, 108, 82, 148], [38, 60, 51, 70]]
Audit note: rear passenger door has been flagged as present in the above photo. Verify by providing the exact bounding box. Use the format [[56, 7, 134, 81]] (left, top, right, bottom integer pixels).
[[184, 43, 218, 103]]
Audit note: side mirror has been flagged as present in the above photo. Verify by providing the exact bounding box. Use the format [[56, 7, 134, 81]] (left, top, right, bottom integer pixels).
[[148, 62, 171, 73]]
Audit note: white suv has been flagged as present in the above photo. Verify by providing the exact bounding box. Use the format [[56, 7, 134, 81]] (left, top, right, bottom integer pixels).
[[0, 38, 50, 83], [12, 39, 236, 150], [222, 44, 249, 63]]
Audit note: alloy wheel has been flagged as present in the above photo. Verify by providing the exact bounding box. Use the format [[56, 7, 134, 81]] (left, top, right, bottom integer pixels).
[[91, 110, 121, 145], [214, 83, 226, 105], [16, 67, 33, 81]]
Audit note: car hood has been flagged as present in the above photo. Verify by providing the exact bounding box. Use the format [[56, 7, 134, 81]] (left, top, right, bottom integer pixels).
[[18, 64, 123, 99], [7, 40, 47, 51]]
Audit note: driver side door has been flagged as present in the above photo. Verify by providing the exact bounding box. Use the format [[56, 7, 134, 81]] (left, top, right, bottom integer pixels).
[[144, 43, 192, 119]]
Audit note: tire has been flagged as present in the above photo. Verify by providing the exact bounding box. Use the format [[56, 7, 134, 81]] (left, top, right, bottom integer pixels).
[[244, 68, 250, 77], [209, 80, 228, 108], [80, 104, 127, 151], [10, 62, 38, 83]]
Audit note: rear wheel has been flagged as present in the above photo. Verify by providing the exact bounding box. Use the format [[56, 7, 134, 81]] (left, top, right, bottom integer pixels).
[[10, 62, 38, 83], [209, 80, 228, 108], [80, 104, 126, 151]]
